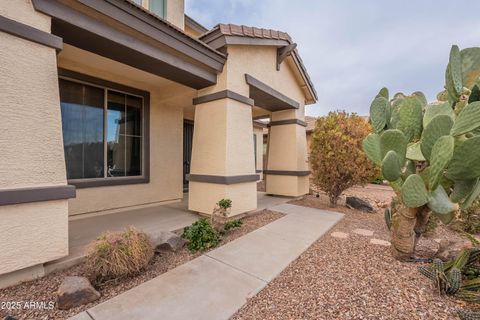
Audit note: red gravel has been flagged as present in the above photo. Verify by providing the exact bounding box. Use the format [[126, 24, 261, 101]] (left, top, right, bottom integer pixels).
[[232, 192, 465, 320]]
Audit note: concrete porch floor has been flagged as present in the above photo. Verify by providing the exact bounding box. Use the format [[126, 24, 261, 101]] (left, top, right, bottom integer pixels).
[[45, 192, 291, 274]]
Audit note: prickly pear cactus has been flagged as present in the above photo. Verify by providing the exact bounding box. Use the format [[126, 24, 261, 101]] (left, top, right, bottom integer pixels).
[[363, 45, 480, 260]]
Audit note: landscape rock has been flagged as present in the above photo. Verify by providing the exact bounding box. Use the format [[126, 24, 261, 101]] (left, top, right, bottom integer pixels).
[[346, 196, 374, 212], [415, 238, 441, 259], [436, 239, 472, 261], [57, 276, 100, 310], [150, 231, 186, 252]]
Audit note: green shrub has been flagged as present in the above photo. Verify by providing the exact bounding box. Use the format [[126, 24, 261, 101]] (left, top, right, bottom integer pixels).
[[85, 227, 154, 284], [224, 219, 243, 231], [217, 198, 232, 210], [182, 218, 220, 253]]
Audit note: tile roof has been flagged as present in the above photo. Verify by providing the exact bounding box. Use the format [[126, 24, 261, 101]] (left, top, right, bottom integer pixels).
[[201, 24, 292, 42], [200, 23, 317, 102]]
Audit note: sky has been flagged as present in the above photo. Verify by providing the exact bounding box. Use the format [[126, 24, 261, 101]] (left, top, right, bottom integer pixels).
[[185, 0, 480, 116]]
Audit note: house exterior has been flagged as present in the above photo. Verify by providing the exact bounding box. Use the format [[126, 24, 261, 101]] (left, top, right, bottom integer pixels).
[[0, 0, 316, 286]]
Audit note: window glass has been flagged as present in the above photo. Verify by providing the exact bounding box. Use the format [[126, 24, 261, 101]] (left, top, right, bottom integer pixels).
[[107, 91, 143, 177], [107, 91, 126, 177], [59, 79, 104, 179], [149, 0, 165, 18], [59, 78, 144, 182]]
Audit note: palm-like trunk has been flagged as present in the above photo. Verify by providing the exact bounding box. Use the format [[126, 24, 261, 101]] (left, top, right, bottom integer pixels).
[[390, 200, 430, 260]]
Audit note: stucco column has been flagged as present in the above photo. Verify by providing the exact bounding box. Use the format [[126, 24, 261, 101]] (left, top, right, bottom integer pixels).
[[0, 4, 73, 287], [188, 91, 258, 216], [265, 110, 310, 196]]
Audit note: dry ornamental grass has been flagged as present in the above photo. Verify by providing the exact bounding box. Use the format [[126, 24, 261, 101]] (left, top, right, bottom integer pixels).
[[84, 227, 154, 284]]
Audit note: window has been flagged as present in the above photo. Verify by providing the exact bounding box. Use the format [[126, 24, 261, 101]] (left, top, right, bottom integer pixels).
[[59, 71, 149, 187], [148, 0, 165, 18]]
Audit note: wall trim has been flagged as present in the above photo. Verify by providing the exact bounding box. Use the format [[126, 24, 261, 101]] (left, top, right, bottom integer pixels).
[[0, 185, 76, 206], [0, 14, 62, 50], [268, 119, 307, 127], [187, 174, 259, 185], [193, 90, 254, 106], [256, 169, 263, 173], [264, 170, 310, 176], [245, 74, 300, 111]]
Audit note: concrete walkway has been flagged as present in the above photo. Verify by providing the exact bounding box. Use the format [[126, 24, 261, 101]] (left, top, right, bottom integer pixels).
[[71, 204, 343, 320]]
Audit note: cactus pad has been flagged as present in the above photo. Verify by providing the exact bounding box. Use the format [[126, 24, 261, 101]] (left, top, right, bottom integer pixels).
[[446, 136, 480, 180], [412, 91, 427, 107], [423, 101, 455, 128], [448, 45, 463, 97], [428, 185, 458, 223], [420, 115, 454, 161], [451, 101, 480, 136], [391, 96, 423, 141], [401, 174, 429, 208], [406, 142, 425, 161], [362, 133, 382, 165], [380, 129, 407, 163], [451, 179, 478, 203], [461, 179, 480, 210], [378, 87, 389, 100], [382, 150, 402, 181], [370, 96, 388, 133], [461, 47, 480, 90], [428, 135, 454, 190]]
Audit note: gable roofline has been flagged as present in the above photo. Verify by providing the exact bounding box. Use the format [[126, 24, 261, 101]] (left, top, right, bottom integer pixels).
[[199, 24, 317, 104], [185, 14, 208, 34]]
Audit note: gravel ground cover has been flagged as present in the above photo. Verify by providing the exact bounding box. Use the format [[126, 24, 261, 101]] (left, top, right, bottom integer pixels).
[[232, 190, 466, 320], [0, 210, 283, 320]]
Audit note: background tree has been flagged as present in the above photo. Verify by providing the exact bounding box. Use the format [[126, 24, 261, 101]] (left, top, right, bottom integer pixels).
[[310, 111, 378, 206], [363, 45, 480, 261]]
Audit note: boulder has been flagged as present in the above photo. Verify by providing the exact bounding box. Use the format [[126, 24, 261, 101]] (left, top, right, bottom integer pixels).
[[346, 196, 374, 212], [57, 276, 100, 310], [150, 231, 186, 252]]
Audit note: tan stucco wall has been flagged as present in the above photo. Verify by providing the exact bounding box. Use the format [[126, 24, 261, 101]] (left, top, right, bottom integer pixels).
[[0, 1, 69, 276], [184, 25, 201, 38], [58, 45, 190, 215], [188, 97, 257, 215], [1, 201, 68, 275], [165, 0, 185, 30], [190, 99, 255, 176]]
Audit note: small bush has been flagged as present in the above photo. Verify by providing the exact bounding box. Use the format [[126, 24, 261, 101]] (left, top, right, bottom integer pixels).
[[309, 111, 378, 206], [224, 219, 243, 231], [84, 227, 154, 284], [217, 198, 232, 210], [182, 218, 220, 253]]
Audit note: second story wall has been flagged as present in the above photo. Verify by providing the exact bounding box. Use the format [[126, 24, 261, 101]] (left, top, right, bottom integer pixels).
[[136, 0, 185, 29]]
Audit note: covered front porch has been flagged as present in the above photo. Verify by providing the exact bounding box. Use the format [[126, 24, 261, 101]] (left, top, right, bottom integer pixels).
[[45, 192, 291, 274]]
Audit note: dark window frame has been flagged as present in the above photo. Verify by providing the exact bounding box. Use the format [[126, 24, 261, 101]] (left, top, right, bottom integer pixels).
[[58, 68, 150, 188]]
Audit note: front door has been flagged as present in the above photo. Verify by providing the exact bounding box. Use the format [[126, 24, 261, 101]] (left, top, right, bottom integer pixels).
[[183, 120, 194, 191]]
